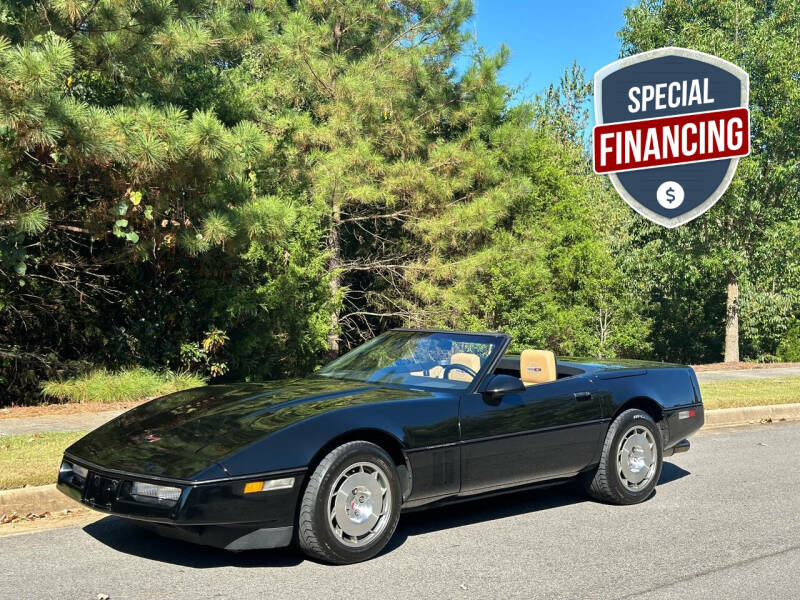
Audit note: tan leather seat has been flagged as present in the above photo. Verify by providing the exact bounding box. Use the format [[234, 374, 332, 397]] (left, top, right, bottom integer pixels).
[[448, 352, 481, 382], [520, 349, 556, 385], [410, 365, 444, 378]]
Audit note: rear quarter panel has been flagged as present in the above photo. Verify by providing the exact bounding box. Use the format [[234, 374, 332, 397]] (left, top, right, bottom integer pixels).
[[594, 367, 704, 448]]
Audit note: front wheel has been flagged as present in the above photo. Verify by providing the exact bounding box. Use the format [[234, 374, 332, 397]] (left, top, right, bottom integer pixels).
[[298, 441, 401, 564], [584, 409, 663, 505]]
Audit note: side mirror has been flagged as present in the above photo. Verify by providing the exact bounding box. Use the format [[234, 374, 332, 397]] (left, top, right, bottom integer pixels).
[[483, 374, 525, 404]]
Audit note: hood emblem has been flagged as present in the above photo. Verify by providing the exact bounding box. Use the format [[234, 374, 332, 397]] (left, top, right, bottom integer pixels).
[[144, 434, 161, 443]]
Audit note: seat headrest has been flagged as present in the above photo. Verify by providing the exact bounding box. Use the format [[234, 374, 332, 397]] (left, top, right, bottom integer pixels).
[[520, 349, 556, 385], [449, 352, 481, 382]]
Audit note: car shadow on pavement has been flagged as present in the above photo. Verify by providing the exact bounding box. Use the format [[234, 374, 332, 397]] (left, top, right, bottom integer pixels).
[[659, 461, 691, 485], [384, 461, 691, 555], [386, 482, 589, 554], [83, 462, 690, 567], [83, 517, 303, 568]]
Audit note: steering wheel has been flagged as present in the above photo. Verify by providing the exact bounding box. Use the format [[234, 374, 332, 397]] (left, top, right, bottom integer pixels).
[[441, 363, 477, 380]]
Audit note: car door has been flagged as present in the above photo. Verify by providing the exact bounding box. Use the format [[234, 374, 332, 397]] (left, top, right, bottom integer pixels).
[[459, 375, 603, 493]]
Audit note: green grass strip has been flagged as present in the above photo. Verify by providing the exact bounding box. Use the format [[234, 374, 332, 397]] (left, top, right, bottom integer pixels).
[[0, 431, 88, 490], [699, 377, 800, 410], [41, 368, 205, 404]]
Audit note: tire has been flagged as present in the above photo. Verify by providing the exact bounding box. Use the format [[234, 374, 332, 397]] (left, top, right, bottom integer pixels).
[[298, 441, 401, 564], [584, 408, 663, 505]]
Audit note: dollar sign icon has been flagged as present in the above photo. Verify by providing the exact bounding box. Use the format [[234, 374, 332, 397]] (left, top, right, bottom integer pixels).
[[657, 181, 685, 210]]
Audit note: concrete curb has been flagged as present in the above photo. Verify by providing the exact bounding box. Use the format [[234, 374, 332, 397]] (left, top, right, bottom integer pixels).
[[703, 403, 800, 428], [3, 404, 800, 516], [0, 484, 80, 516]]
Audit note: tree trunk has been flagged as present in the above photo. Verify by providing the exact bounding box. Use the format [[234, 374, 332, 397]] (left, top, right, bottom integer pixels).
[[724, 271, 740, 363], [327, 202, 342, 358], [326, 22, 344, 359]]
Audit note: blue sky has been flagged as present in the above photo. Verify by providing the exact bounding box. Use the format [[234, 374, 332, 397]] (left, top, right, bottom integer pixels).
[[468, 0, 632, 98]]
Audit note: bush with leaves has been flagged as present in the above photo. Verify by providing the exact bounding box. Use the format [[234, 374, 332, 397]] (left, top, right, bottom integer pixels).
[[0, 1, 329, 403], [619, 0, 800, 363], [777, 322, 800, 363]]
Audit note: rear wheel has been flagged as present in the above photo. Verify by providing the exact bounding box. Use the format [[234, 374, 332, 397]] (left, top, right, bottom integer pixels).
[[298, 441, 401, 564], [585, 409, 663, 504]]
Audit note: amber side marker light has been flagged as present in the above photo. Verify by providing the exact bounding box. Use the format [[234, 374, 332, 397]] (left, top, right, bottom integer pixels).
[[243, 477, 295, 494]]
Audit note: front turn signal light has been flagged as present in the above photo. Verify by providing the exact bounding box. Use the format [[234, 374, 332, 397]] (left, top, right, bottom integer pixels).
[[243, 477, 295, 494], [243, 481, 263, 494]]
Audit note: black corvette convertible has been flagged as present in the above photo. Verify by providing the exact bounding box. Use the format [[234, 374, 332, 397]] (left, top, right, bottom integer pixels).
[[58, 328, 703, 564]]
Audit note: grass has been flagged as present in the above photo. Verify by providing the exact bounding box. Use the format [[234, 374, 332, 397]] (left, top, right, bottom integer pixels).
[[0, 431, 88, 490], [699, 377, 800, 410], [41, 368, 205, 404]]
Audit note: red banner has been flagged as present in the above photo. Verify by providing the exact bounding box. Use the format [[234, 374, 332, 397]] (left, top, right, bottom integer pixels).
[[593, 107, 749, 174]]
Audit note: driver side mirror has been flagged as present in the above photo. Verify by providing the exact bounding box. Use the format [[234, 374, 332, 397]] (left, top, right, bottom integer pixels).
[[483, 374, 526, 405]]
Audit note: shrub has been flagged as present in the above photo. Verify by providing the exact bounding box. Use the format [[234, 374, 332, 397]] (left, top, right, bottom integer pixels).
[[41, 368, 205, 404], [777, 322, 800, 363]]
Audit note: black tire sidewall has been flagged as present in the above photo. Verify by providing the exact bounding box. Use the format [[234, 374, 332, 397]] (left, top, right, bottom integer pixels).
[[606, 410, 663, 503], [308, 443, 401, 564]]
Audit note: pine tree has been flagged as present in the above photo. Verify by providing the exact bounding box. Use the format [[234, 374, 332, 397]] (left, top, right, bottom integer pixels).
[[0, 1, 326, 400], [0, 0, 652, 403], [411, 64, 650, 358]]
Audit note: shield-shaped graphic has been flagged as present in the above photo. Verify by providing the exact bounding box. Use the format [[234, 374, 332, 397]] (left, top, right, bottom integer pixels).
[[594, 47, 749, 228]]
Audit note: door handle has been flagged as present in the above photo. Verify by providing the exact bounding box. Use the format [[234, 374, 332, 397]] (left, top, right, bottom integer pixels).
[[574, 391, 593, 401]]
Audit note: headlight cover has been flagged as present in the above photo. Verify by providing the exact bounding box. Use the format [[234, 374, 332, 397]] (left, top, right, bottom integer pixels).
[[59, 460, 88, 486], [130, 481, 182, 505]]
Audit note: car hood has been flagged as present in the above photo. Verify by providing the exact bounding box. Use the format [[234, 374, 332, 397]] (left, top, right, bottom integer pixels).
[[66, 377, 409, 480]]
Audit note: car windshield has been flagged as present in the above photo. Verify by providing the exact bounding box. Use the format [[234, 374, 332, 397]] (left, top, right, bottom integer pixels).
[[317, 330, 502, 390]]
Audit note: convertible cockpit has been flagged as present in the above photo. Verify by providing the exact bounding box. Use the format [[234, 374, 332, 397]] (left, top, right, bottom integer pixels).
[[410, 351, 481, 382], [411, 345, 569, 386], [409, 340, 580, 387], [492, 351, 585, 382]]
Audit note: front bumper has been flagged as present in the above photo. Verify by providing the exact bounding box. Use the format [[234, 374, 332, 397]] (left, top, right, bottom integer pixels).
[[57, 454, 305, 550], [133, 520, 294, 551]]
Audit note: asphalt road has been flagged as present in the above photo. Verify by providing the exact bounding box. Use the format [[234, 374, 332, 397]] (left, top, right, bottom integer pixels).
[[3, 422, 799, 600], [0, 409, 124, 435]]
